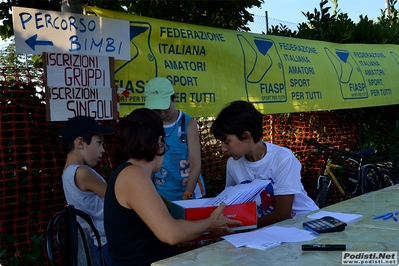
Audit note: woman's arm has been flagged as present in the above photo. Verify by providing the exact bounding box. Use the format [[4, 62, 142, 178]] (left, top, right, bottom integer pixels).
[[115, 165, 241, 245]]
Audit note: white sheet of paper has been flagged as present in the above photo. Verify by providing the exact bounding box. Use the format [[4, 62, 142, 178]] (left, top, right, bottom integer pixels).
[[307, 210, 363, 223], [257, 226, 317, 242], [222, 225, 316, 250], [245, 241, 282, 251], [222, 231, 281, 249]]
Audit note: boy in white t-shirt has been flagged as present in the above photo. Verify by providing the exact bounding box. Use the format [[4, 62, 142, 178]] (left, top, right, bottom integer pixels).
[[211, 100, 318, 228]]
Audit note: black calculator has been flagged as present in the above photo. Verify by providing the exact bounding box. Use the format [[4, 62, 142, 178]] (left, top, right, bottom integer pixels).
[[303, 216, 347, 233]]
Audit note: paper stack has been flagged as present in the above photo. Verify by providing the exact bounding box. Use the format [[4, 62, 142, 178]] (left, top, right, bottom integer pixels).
[[205, 179, 270, 206]]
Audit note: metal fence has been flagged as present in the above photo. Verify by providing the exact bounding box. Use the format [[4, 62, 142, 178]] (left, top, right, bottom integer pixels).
[[247, 14, 299, 34]]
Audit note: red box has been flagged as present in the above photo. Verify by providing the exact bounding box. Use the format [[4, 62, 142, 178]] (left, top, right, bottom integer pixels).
[[170, 198, 257, 231]]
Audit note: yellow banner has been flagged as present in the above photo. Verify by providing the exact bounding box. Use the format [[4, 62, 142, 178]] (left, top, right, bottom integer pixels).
[[85, 6, 399, 117]]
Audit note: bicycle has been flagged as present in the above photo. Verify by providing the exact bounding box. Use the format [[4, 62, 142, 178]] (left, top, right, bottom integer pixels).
[[304, 139, 397, 208], [375, 161, 395, 176], [363, 161, 398, 193]]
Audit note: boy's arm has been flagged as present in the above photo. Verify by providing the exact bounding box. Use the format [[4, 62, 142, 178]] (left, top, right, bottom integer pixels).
[[74, 165, 107, 198], [257, 194, 294, 228], [182, 117, 202, 199], [256, 153, 302, 227]]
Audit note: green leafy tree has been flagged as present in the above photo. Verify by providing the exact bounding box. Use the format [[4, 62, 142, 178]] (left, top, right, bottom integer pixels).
[[0, 38, 30, 67], [269, 0, 399, 45], [0, 0, 263, 40], [0, 38, 42, 82], [296, 0, 357, 43]]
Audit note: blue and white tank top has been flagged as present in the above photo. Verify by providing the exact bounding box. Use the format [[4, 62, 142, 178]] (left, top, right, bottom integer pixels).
[[153, 111, 206, 201]]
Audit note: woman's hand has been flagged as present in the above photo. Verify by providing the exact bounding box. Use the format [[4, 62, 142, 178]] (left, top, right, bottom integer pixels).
[[208, 202, 242, 236]]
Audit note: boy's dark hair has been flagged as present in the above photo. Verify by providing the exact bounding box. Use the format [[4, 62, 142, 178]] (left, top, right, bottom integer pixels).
[[211, 100, 263, 142], [112, 108, 166, 165], [63, 133, 94, 154], [60, 115, 114, 154]]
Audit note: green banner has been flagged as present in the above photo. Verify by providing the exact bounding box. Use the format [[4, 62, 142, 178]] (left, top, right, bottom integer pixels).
[[85, 6, 399, 117]]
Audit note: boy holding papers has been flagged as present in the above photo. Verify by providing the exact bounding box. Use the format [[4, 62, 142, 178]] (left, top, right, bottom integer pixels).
[[211, 100, 318, 228]]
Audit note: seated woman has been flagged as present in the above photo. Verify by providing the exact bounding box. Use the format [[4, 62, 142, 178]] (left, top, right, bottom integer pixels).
[[104, 108, 241, 266]]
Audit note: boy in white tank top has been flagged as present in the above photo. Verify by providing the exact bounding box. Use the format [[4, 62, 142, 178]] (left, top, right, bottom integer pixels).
[[60, 115, 114, 265]]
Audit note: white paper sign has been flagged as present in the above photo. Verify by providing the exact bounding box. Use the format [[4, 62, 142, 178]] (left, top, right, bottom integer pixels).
[[44, 53, 116, 121], [12, 6, 130, 59], [46, 87, 115, 121], [45, 53, 111, 88]]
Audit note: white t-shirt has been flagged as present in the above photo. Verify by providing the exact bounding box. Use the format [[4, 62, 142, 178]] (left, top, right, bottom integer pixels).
[[226, 142, 318, 218]]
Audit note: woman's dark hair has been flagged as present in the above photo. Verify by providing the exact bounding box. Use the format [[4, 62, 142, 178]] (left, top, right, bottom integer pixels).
[[211, 100, 263, 142], [112, 108, 165, 165]]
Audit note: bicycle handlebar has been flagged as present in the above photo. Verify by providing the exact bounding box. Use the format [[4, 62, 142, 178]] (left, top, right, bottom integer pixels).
[[304, 139, 376, 159]]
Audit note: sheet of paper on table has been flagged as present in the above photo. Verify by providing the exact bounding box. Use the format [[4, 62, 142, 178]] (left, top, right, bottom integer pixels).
[[307, 210, 363, 223], [205, 179, 271, 206], [222, 226, 317, 250]]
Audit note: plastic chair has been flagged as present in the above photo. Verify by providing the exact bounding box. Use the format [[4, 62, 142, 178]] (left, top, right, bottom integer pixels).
[[46, 205, 105, 266]]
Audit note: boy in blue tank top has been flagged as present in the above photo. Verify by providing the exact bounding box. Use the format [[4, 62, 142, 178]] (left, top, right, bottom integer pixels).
[[144, 77, 206, 201]]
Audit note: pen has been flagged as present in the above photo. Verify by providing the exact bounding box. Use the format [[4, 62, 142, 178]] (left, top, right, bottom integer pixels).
[[383, 212, 393, 220], [302, 244, 346, 251], [373, 212, 398, 220], [303, 226, 319, 236], [373, 212, 392, 219], [393, 211, 397, 222]]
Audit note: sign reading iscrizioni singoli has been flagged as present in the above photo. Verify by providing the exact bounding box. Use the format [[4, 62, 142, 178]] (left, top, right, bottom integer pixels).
[[44, 52, 117, 121]]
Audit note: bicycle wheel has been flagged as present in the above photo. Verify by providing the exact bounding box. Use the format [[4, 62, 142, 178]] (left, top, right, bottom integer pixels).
[[360, 164, 383, 194], [314, 176, 330, 208], [377, 168, 398, 187]]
